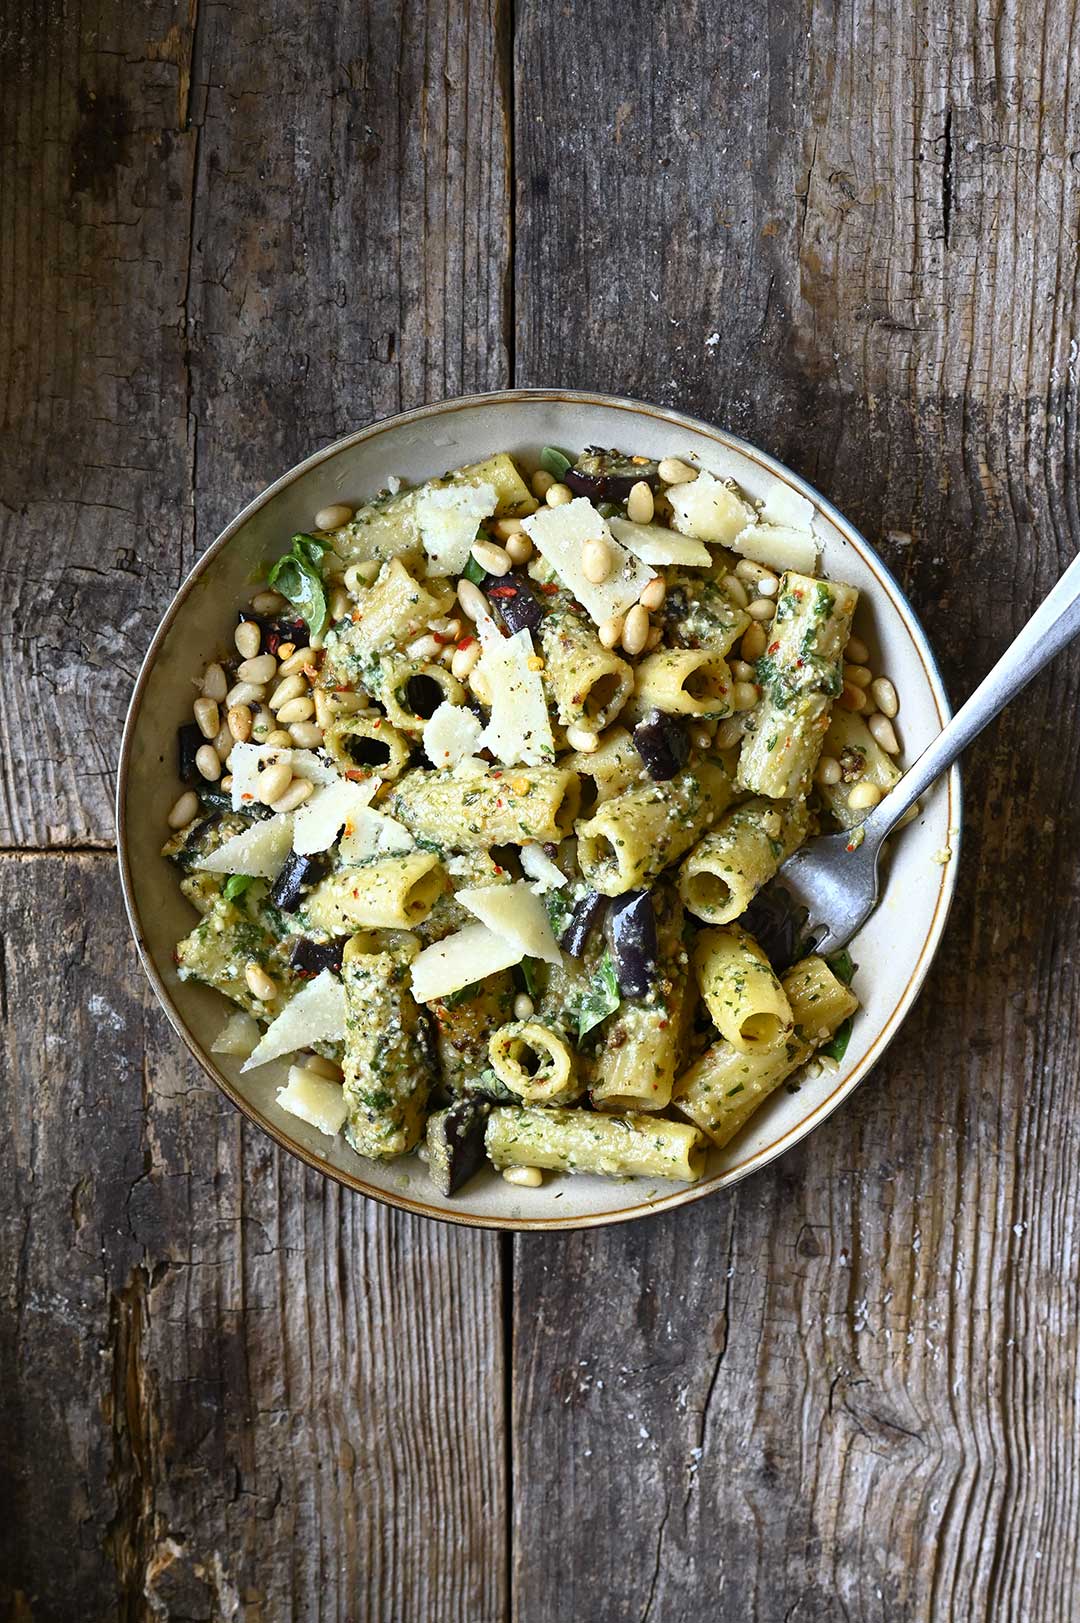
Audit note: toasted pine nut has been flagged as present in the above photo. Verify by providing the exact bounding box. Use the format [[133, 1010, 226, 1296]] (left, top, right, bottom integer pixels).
[[839, 683, 868, 712], [598, 615, 624, 649], [276, 696, 315, 726], [220, 775, 233, 792], [329, 587, 351, 621], [245, 962, 278, 1001], [747, 597, 776, 621], [251, 590, 286, 615], [689, 725, 712, 750], [502, 1165, 543, 1188], [258, 761, 293, 805], [566, 724, 600, 753], [644, 625, 663, 650], [288, 721, 324, 748], [658, 456, 697, 484], [639, 576, 666, 611], [429, 616, 462, 639], [273, 777, 315, 813], [492, 517, 525, 541], [627, 481, 655, 524], [848, 781, 882, 811], [582, 537, 613, 584], [755, 571, 779, 597], [894, 800, 920, 830], [846, 635, 870, 665], [265, 729, 293, 748], [192, 697, 218, 739], [457, 579, 490, 621], [741, 623, 767, 661], [167, 790, 199, 829], [505, 532, 533, 565], [513, 993, 535, 1021], [235, 620, 261, 660], [714, 716, 745, 749], [315, 503, 354, 531], [472, 539, 512, 576], [278, 646, 314, 677], [868, 714, 900, 754], [237, 653, 278, 685], [270, 674, 307, 711], [843, 663, 872, 689], [344, 561, 380, 595], [870, 676, 899, 717], [195, 743, 221, 781], [202, 662, 228, 702], [251, 705, 274, 743], [226, 680, 266, 708], [815, 755, 842, 786], [407, 633, 443, 661], [621, 604, 650, 655], [545, 482, 573, 507], [731, 682, 759, 712], [452, 641, 482, 680], [304, 1053, 344, 1080], [731, 660, 756, 683], [734, 558, 761, 582], [213, 723, 233, 760], [722, 573, 749, 609], [532, 469, 555, 498]]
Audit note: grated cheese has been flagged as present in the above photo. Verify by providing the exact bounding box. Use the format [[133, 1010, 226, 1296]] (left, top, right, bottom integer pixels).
[[338, 806, 415, 862], [521, 498, 653, 624], [729, 522, 819, 576], [292, 775, 379, 856], [423, 700, 484, 768], [608, 516, 711, 568], [519, 842, 567, 892], [760, 480, 815, 531], [276, 1064, 349, 1137]]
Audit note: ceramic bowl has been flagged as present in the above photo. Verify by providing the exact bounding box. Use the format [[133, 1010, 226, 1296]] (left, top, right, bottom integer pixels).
[[118, 390, 960, 1230]]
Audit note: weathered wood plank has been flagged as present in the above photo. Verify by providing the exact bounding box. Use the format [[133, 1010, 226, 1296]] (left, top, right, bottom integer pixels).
[[511, 2, 1080, 1619]]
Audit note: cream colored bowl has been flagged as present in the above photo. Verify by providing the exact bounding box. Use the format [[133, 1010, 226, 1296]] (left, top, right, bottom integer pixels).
[[118, 390, 960, 1230]]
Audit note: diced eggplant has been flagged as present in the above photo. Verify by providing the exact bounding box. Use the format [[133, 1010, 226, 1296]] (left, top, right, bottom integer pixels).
[[560, 890, 607, 958], [268, 850, 329, 912], [242, 608, 308, 656], [632, 709, 690, 781], [741, 885, 810, 974], [425, 1099, 491, 1196], [564, 448, 661, 502], [289, 935, 351, 976], [197, 783, 272, 820], [178, 723, 203, 785], [486, 574, 544, 634], [606, 890, 658, 997]]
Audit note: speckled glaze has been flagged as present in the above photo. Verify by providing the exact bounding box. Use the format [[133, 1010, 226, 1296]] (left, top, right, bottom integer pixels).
[[117, 391, 961, 1230]]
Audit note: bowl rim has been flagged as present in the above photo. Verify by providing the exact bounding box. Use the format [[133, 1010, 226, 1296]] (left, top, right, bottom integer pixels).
[[117, 387, 962, 1231]]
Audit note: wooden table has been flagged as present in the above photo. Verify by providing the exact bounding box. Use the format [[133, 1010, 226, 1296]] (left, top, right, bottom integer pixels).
[[3, 2, 1079, 1618]]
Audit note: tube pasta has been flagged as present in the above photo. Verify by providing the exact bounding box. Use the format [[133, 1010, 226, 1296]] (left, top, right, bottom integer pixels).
[[541, 604, 634, 733], [591, 885, 689, 1112], [342, 934, 431, 1158], [488, 1020, 580, 1104], [391, 766, 580, 849], [305, 852, 445, 931], [679, 797, 810, 924], [323, 710, 413, 780], [693, 925, 793, 1053], [673, 956, 858, 1147], [817, 708, 902, 829], [373, 657, 466, 737], [737, 572, 858, 798], [564, 727, 642, 817], [325, 556, 455, 668], [661, 570, 749, 653], [631, 648, 733, 719], [576, 758, 734, 896], [485, 1106, 707, 1182]]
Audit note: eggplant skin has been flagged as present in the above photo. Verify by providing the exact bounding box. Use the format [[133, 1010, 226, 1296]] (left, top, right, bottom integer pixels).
[[269, 851, 329, 912], [607, 890, 658, 997], [426, 1100, 490, 1196], [560, 891, 608, 959], [290, 935, 350, 976], [564, 449, 660, 502], [633, 710, 690, 782]]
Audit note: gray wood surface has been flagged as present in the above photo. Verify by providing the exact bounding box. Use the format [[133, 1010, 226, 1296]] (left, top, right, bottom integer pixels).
[[3, 0, 1080, 1619]]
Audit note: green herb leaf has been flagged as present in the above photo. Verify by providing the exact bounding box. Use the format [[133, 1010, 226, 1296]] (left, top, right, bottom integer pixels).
[[519, 958, 541, 1000], [223, 873, 256, 902], [441, 981, 480, 1010], [820, 1016, 853, 1062], [463, 553, 488, 586], [267, 533, 331, 636], [827, 949, 857, 986], [577, 949, 621, 1040], [540, 445, 573, 480]]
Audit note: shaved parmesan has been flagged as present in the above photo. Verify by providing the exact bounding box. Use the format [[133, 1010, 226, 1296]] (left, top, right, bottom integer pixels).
[[519, 842, 567, 893], [608, 516, 711, 568], [243, 971, 346, 1071], [416, 481, 498, 575], [423, 700, 483, 768], [476, 622, 555, 766], [229, 743, 338, 813], [410, 923, 525, 1004], [211, 1009, 261, 1058], [339, 806, 414, 862], [276, 1065, 348, 1137], [730, 522, 819, 576], [668, 471, 753, 544], [458, 881, 563, 965], [292, 775, 379, 855], [521, 498, 653, 624], [195, 812, 294, 879], [760, 481, 814, 531]]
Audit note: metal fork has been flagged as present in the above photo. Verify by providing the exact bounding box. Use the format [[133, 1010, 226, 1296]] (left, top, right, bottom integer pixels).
[[772, 546, 1080, 955]]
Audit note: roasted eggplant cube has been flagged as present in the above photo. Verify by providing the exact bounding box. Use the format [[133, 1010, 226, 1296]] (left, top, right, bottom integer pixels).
[[425, 1100, 491, 1196], [559, 890, 608, 959], [269, 851, 329, 912], [564, 448, 660, 502], [606, 890, 658, 997], [289, 935, 351, 976], [178, 723, 203, 785], [486, 574, 544, 635], [633, 710, 691, 781]]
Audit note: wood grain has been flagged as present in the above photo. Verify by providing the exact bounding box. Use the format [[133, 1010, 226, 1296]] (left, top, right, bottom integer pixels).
[[511, 2, 1080, 1619]]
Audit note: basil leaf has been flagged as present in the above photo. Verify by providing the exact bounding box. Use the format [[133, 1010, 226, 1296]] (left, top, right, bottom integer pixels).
[[820, 1016, 853, 1062], [462, 553, 488, 586], [827, 948, 857, 986], [441, 981, 479, 1010], [540, 445, 573, 479], [519, 958, 541, 1000], [223, 873, 256, 901], [267, 534, 329, 637], [576, 949, 621, 1040]]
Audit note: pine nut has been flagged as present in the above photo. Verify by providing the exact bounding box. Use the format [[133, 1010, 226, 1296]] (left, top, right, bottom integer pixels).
[[213, 723, 233, 760], [429, 616, 462, 639], [258, 761, 293, 805], [627, 481, 655, 524], [235, 620, 261, 660], [270, 674, 307, 711], [870, 676, 899, 717], [226, 680, 266, 708], [868, 714, 900, 754], [545, 482, 573, 507], [689, 725, 712, 751], [304, 1053, 345, 1080], [273, 777, 315, 813], [621, 604, 650, 655], [245, 962, 278, 1001], [220, 775, 233, 793], [505, 533, 533, 565], [582, 537, 613, 584], [843, 663, 872, 689], [314, 690, 364, 727], [839, 683, 868, 712], [639, 576, 666, 611], [329, 587, 351, 621], [288, 720, 324, 748], [722, 573, 749, 609], [277, 646, 314, 678], [276, 696, 315, 726], [895, 800, 920, 830], [747, 597, 776, 621], [658, 456, 697, 484], [472, 539, 512, 576], [452, 641, 481, 680], [731, 682, 759, 712], [315, 503, 354, 531], [502, 1165, 543, 1188], [815, 755, 842, 786], [265, 729, 293, 748], [407, 633, 443, 661], [644, 625, 663, 651], [344, 561, 380, 595], [237, 653, 278, 685], [195, 743, 221, 781], [492, 517, 525, 541], [167, 790, 199, 829], [741, 623, 767, 661], [846, 635, 870, 665], [457, 579, 490, 621], [251, 590, 286, 615], [598, 615, 624, 649], [202, 662, 228, 702], [848, 781, 882, 811], [251, 706, 274, 743], [193, 697, 219, 739], [225, 704, 251, 743], [732, 660, 756, 683], [470, 669, 493, 705], [532, 469, 555, 498], [513, 993, 535, 1021], [566, 724, 600, 753], [755, 571, 779, 597], [714, 717, 745, 749], [734, 558, 761, 582]]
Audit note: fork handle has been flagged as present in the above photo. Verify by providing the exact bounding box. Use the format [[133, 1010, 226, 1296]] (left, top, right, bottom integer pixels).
[[865, 546, 1080, 842]]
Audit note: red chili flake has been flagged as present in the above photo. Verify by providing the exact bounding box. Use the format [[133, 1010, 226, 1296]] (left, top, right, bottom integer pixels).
[[657, 1019, 669, 1030], [344, 769, 370, 782], [539, 582, 560, 595], [352, 889, 360, 899], [488, 586, 516, 598], [371, 717, 382, 729], [768, 640, 781, 655], [794, 658, 804, 669], [457, 635, 477, 651]]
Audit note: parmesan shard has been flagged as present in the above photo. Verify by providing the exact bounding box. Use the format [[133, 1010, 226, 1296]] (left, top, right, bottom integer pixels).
[[668, 470, 754, 544], [608, 516, 712, 568], [242, 971, 346, 1071], [475, 621, 555, 766], [292, 775, 379, 856], [760, 481, 815, 531], [276, 1065, 349, 1137], [521, 498, 654, 624], [423, 700, 483, 769], [415, 481, 498, 576], [338, 806, 415, 862], [410, 922, 525, 1004], [458, 881, 563, 965], [229, 742, 339, 814], [211, 1009, 261, 1058], [729, 523, 819, 576], [519, 842, 567, 893], [194, 812, 295, 880]]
